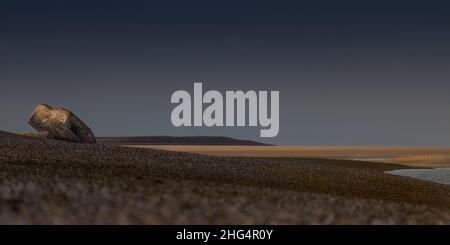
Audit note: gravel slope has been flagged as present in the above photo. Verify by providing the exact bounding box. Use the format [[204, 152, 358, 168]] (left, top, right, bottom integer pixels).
[[2, 131, 450, 224]]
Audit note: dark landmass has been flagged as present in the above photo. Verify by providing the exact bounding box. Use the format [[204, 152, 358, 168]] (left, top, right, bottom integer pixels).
[[2, 130, 450, 224], [97, 136, 272, 146]]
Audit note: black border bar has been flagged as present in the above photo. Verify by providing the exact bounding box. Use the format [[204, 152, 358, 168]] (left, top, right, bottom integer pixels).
[[0, 225, 449, 243]]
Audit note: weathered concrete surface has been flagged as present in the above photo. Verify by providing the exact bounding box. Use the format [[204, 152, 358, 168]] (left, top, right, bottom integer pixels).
[[27, 104, 96, 144]]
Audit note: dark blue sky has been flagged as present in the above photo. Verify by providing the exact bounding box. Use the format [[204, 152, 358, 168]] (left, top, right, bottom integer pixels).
[[1, 0, 450, 145]]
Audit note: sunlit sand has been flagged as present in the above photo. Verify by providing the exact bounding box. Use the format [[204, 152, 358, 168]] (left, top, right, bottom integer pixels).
[[129, 145, 450, 168]]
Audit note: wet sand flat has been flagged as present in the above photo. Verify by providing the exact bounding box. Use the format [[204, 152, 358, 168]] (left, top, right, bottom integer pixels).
[[135, 145, 450, 168]]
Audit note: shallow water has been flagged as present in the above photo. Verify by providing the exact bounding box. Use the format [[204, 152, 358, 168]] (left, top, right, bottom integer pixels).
[[346, 156, 395, 162], [385, 168, 450, 185]]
